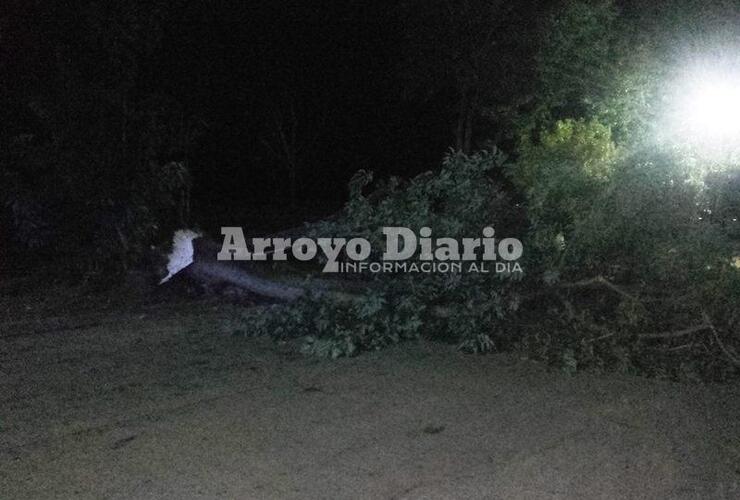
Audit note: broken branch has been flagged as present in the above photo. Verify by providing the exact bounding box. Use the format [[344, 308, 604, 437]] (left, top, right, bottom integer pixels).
[[560, 275, 640, 303], [703, 310, 740, 368], [638, 324, 710, 340]]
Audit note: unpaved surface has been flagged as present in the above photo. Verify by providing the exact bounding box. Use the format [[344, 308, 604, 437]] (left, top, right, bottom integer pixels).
[[1, 282, 739, 499]]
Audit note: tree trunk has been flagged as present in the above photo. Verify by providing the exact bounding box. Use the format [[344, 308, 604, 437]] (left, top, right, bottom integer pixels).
[[463, 105, 473, 154], [455, 91, 469, 153], [455, 89, 475, 155]]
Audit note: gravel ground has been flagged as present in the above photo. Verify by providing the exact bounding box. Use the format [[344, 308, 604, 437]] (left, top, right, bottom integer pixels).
[[1, 283, 739, 499]]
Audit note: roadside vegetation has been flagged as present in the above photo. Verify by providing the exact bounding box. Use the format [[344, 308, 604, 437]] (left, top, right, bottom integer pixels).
[[2, 1, 738, 380]]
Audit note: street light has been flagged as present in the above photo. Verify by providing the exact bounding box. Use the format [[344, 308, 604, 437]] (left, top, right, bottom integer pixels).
[[678, 75, 740, 144], [666, 63, 740, 160]]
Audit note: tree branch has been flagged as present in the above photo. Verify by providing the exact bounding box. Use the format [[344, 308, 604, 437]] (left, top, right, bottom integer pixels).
[[560, 275, 640, 303], [703, 310, 740, 368], [638, 324, 710, 340]]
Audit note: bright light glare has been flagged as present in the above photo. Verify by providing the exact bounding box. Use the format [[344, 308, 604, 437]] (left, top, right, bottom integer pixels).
[[679, 78, 740, 144], [666, 62, 740, 159]]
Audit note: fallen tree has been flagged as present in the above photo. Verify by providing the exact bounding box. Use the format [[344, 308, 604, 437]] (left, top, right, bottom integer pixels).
[[156, 148, 739, 380]]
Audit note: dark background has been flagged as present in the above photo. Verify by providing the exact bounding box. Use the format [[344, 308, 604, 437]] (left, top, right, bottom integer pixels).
[[2, 0, 548, 232]]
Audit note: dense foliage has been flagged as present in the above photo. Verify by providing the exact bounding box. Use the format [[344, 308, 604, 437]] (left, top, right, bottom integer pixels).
[[246, 150, 523, 357], [242, 141, 738, 380], [241, 0, 740, 381], [3, 1, 738, 380]]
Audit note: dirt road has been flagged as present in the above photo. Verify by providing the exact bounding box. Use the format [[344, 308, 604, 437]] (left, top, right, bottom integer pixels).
[[1, 286, 739, 499]]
